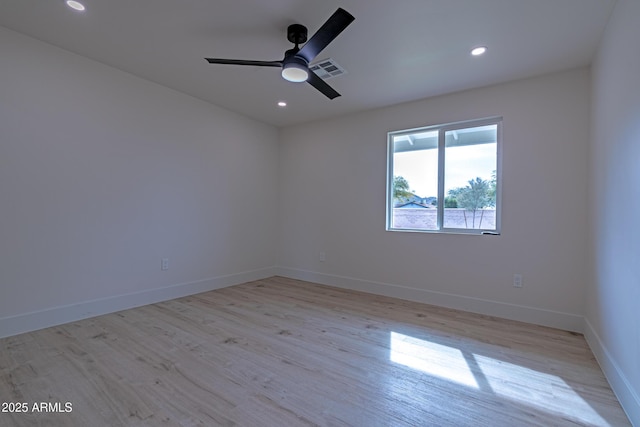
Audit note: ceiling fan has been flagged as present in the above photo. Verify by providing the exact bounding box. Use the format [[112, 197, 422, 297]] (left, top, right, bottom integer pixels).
[[205, 8, 355, 100]]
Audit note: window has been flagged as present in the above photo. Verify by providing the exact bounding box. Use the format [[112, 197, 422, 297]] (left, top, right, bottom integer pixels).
[[387, 117, 501, 234]]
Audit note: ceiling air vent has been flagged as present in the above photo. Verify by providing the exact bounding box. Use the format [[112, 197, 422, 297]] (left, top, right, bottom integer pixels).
[[309, 58, 347, 80]]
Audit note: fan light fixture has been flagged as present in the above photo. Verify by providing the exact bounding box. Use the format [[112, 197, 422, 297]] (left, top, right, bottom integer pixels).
[[281, 59, 309, 82]]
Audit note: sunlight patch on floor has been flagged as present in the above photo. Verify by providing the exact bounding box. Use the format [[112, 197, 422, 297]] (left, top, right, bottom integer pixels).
[[389, 332, 479, 388], [472, 353, 610, 426], [389, 332, 611, 426]]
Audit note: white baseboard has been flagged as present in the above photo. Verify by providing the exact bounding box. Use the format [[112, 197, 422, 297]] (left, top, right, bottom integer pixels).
[[584, 318, 640, 426], [0, 267, 277, 339], [276, 267, 584, 333]]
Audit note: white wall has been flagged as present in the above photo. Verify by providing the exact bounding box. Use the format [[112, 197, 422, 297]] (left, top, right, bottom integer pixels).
[[278, 68, 590, 332], [586, 0, 640, 422], [0, 27, 279, 337]]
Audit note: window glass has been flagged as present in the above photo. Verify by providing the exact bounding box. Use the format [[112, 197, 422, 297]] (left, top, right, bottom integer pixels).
[[391, 131, 438, 230], [443, 125, 498, 230], [387, 119, 501, 234]]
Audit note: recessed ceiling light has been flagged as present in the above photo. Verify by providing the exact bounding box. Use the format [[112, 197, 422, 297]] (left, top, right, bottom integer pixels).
[[277, 101, 287, 107], [471, 46, 487, 56], [66, 0, 85, 11]]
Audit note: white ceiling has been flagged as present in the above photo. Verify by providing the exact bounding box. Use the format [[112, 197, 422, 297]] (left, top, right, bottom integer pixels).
[[0, 0, 615, 127]]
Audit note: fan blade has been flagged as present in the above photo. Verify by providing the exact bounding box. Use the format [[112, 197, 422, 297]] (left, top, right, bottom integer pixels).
[[205, 58, 282, 67], [306, 71, 340, 100], [297, 8, 355, 64]]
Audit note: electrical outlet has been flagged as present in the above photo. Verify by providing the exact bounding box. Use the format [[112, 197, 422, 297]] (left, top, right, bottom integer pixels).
[[319, 251, 326, 262], [513, 274, 523, 288], [161, 258, 169, 271]]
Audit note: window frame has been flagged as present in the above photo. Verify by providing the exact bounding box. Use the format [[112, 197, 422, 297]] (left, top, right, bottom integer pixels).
[[386, 117, 502, 235]]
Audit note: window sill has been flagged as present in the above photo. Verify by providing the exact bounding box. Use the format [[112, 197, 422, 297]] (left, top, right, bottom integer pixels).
[[386, 228, 501, 236]]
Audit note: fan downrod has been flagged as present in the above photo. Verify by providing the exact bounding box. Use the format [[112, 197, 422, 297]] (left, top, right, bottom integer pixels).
[[287, 24, 308, 45]]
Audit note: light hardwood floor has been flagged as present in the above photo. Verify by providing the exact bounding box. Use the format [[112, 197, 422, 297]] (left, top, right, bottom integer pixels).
[[0, 276, 631, 426]]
